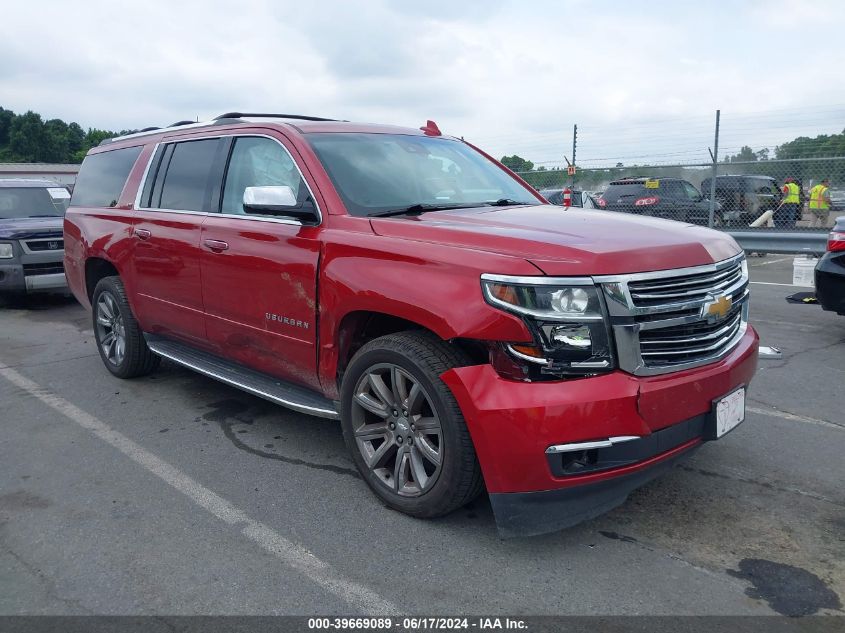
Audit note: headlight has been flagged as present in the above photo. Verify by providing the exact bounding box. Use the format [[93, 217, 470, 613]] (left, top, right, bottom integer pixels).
[[481, 274, 615, 379], [482, 277, 604, 321], [0, 243, 14, 259]]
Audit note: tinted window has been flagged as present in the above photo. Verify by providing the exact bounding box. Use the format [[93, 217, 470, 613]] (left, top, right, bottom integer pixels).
[[749, 178, 778, 194], [157, 139, 220, 212], [221, 137, 309, 216], [540, 189, 583, 207], [602, 183, 648, 202], [308, 133, 539, 217], [71, 146, 142, 207], [0, 187, 69, 219], [681, 181, 701, 200], [540, 190, 563, 204]]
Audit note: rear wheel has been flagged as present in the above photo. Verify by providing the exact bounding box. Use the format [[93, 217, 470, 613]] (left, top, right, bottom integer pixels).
[[92, 276, 159, 378], [340, 331, 483, 518]]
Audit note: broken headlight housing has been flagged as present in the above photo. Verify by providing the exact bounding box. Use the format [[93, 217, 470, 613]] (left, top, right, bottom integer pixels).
[[481, 274, 615, 380]]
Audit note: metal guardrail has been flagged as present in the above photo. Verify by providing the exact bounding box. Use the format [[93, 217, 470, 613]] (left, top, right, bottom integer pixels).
[[726, 230, 828, 255]]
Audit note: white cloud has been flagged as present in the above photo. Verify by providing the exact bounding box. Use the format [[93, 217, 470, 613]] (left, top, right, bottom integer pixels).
[[1, 0, 843, 164]]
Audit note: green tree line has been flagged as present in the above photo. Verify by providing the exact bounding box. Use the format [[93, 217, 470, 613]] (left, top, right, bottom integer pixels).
[[0, 106, 126, 164]]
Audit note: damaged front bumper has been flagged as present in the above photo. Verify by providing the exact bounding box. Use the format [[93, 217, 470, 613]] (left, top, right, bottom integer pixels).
[[440, 325, 759, 537]]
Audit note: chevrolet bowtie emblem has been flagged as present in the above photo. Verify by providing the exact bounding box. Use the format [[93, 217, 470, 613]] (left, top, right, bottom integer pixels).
[[701, 294, 732, 323]]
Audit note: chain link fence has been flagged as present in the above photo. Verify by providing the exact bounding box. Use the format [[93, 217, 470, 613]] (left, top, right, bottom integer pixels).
[[516, 156, 843, 231]]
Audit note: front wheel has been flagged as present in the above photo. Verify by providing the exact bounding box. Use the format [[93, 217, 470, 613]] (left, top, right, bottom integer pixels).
[[92, 276, 160, 378], [340, 331, 483, 518]]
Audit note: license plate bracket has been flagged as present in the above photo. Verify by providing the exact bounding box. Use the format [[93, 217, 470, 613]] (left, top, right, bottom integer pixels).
[[704, 386, 746, 440]]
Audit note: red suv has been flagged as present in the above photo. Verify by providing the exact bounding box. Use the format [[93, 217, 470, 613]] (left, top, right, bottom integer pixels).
[[64, 113, 758, 537]]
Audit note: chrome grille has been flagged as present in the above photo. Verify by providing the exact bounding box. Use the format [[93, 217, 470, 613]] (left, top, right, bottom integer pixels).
[[628, 262, 744, 307], [639, 304, 743, 367], [596, 254, 749, 376], [24, 239, 64, 252]]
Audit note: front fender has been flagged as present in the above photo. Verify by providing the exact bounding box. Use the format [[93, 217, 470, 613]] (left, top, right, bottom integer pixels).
[[316, 232, 538, 397]]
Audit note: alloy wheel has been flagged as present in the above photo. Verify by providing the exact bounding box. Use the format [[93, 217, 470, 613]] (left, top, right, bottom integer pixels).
[[95, 291, 126, 366], [350, 363, 443, 497]]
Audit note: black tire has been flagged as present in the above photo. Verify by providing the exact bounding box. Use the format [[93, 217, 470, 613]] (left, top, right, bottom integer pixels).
[[340, 330, 483, 518], [0, 291, 26, 308], [92, 276, 160, 378]]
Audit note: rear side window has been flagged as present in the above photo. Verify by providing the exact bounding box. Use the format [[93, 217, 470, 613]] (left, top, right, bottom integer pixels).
[[71, 146, 142, 207], [156, 139, 221, 212], [681, 181, 701, 200], [749, 178, 778, 194]]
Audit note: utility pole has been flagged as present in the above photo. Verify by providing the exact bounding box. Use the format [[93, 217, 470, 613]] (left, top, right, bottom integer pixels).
[[708, 110, 720, 228], [571, 124, 578, 187]]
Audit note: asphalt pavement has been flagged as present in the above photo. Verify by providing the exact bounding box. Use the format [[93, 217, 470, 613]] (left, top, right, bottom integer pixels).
[[0, 256, 843, 616]]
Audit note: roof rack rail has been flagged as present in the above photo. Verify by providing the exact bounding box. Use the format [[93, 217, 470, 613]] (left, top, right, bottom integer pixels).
[[213, 112, 337, 122], [169, 120, 196, 127]]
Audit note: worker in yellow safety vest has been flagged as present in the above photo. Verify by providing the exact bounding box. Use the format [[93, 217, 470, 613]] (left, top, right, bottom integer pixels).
[[809, 178, 831, 228], [775, 177, 801, 228]]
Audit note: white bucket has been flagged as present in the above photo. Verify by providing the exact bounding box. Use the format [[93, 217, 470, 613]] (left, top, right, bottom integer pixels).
[[792, 256, 817, 287]]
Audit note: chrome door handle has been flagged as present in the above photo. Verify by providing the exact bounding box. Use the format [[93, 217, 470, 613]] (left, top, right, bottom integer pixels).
[[134, 228, 151, 240], [203, 239, 229, 252]]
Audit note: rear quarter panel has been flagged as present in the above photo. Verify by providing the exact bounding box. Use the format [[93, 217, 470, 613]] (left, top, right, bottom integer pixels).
[[64, 143, 154, 310]]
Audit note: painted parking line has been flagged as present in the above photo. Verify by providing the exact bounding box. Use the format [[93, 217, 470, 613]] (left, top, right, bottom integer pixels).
[[749, 257, 792, 267], [750, 281, 809, 287], [0, 362, 398, 615], [747, 405, 842, 430]]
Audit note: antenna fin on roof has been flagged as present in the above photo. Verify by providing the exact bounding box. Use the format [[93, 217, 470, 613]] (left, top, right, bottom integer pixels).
[[420, 120, 442, 136]]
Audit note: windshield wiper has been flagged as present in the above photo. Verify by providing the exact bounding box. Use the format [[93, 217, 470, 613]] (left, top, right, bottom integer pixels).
[[369, 203, 472, 218], [28, 214, 60, 218], [484, 198, 529, 207]]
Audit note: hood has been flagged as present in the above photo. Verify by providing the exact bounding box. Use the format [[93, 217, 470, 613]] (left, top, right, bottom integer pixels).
[[369, 206, 741, 276], [0, 216, 64, 240]]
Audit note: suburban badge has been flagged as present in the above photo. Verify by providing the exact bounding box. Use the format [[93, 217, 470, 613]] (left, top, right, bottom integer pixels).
[[265, 313, 309, 329]]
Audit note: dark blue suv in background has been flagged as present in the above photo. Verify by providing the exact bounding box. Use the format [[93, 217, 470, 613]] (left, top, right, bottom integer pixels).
[[0, 179, 70, 300]]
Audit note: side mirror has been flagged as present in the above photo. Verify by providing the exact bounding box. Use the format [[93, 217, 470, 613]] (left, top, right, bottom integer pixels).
[[242, 186, 318, 222]]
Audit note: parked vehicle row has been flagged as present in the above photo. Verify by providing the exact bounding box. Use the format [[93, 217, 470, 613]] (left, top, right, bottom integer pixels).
[[700, 175, 782, 227], [0, 179, 70, 300], [595, 177, 721, 226]]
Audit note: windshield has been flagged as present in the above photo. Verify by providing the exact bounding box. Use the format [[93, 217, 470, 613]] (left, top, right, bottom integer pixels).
[[0, 187, 69, 219], [307, 133, 540, 217]]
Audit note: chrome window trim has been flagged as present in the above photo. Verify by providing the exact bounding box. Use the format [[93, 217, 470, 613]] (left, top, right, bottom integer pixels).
[[133, 141, 161, 210], [132, 133, 323, 226]]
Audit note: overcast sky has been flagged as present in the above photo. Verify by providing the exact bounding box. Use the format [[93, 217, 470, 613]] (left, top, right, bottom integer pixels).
[[2, 0, 844, 165]]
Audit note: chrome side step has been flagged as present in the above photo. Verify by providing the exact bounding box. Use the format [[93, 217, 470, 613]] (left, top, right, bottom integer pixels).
[[145, 335, 339, 419]]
